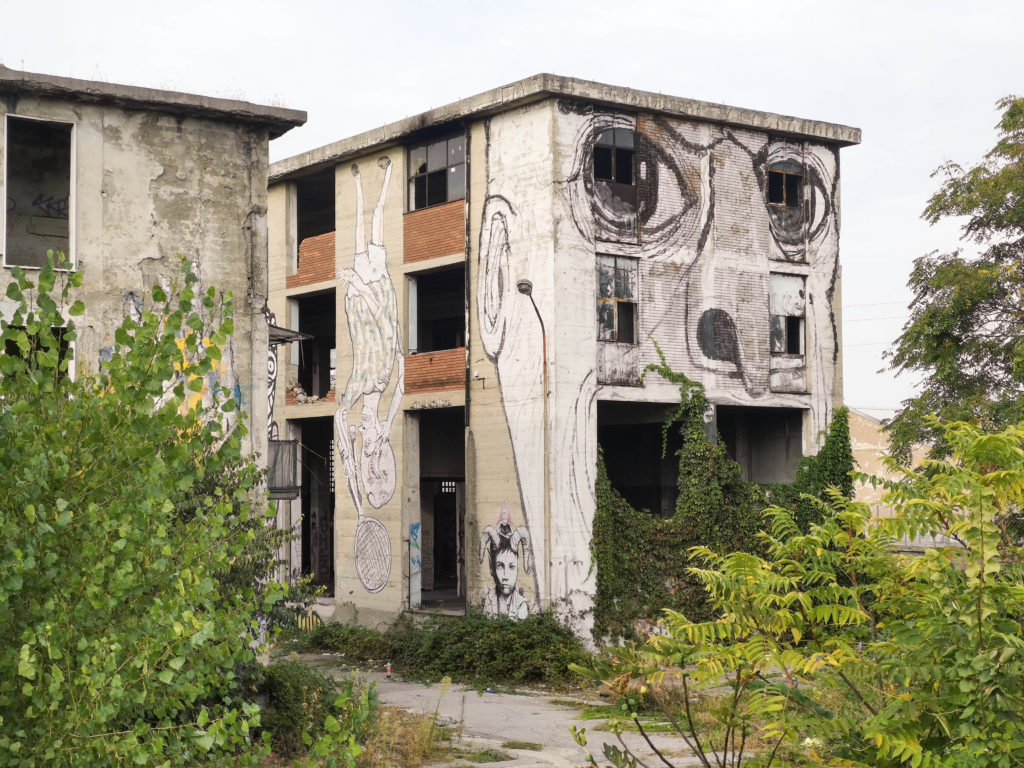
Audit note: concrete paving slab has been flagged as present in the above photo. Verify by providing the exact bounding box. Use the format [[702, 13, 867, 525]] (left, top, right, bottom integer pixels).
[[298, 653, 704, 767]]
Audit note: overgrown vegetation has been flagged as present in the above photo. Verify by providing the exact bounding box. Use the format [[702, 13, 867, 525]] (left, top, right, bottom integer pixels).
[[0, 257, 367, 767], [578, 420, 1024, 767], [296, 610, 590, 688], [259, 661, 375, 763], [591, 350, 852, 641]]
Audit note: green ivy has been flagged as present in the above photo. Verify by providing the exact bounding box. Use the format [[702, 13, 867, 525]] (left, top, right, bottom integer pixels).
[[592, 350, 852, 642]]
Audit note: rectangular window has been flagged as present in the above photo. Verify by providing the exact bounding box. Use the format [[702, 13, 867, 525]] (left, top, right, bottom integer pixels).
[[408, 134, 465, 211], [5, 116, 74, 269], [596, 254, 638, 343], [594, 128, 635, 185], [767, 165, 802, 208], [769, 273, 806, 356]]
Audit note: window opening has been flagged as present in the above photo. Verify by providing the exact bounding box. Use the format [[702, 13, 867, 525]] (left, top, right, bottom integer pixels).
[[410, 265, 465, 353], [408, 134, 465, 211], [594, 128, 635, 185], [3, 325, 71, 378], [5, 116, 73, 269], [767, 163, 802, 208], [596, 254, 638, 344], [769, 273, 806, 357]]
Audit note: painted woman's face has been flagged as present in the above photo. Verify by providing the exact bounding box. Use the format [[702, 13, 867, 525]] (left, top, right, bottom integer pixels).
[[494, 549, 518, 596]]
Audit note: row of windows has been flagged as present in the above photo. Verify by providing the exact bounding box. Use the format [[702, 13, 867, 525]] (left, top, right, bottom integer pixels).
[[403, 128, 805, 213], [596, 256, 806, 357]]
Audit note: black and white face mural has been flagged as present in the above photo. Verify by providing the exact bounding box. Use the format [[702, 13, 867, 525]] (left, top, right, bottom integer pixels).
[[479, 504, 533, 620], [335, 156, 404, 593], [475, 100, 841, 632]]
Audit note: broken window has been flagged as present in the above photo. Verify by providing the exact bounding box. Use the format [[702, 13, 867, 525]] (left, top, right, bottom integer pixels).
[[408, 134, 465, 211], [5, 116, 73, 269], [596, 254, 637, 344], [294, 291, 336, 400], [766, 161, 802, 209], [594, 128, 635, 185], [769, 273, 806, 356], [408, 265, 465, 353]]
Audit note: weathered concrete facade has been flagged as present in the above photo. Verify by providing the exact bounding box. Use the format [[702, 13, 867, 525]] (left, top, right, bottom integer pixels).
[[267, 75, 859, 635], [0, 67, 305, 460]]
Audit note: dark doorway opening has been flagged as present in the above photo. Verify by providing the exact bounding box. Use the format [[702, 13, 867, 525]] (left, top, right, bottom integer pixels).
[[716, 405, 804, 484], [597, 401, 681, 517], [416, 407, 465, 610], [297, 417, 335, 595]]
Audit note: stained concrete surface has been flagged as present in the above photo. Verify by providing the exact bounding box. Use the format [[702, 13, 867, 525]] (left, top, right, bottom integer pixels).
[[301, 654, 704, 767]]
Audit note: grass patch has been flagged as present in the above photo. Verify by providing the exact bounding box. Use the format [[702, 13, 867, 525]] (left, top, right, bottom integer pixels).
[[354, 705, 453, 768], [458, 747, 511, 763], [501, 740, 543, 750], [294, 610, 591, 688]]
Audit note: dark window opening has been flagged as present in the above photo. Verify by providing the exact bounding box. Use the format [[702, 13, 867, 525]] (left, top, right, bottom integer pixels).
[[411, 265, 465, 353], [717, 405, 803, 484], [594, 128, 635, 185], [598, 401, 682, 517], [296, 168, 335, 248], [3, 325, 71, 377], [596, 254, 638, 344], [785, 316, 802, 354], [296, 291, 336, 399], [408, 134, 465, 211], [416, 407, 466, 605], [767, 167, 802, 208], [5, 117, 72, 269], [297, 417, 335, 595]]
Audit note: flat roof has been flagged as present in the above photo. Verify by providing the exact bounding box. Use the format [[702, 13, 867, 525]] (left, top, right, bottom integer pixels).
[[271, 73, 860, 182], [0, 66, 306, 139]]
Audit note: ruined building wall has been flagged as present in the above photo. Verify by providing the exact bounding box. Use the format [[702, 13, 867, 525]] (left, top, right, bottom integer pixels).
[[0, 94, 272, 459]]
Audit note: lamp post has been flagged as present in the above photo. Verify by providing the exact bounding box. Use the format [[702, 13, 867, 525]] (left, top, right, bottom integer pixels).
[[516, 278, 551, 609]]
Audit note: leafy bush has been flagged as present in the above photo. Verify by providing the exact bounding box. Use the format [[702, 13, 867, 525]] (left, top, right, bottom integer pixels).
[[300, 611, 590, 687], [578, 420, 1024, 767], [259, 661, 376, 762], [0, 258, 288, 766]]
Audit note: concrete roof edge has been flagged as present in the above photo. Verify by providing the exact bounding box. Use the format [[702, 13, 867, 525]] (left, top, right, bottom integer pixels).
[[0, 66, 307, 139], [270, 72, 860, 182]]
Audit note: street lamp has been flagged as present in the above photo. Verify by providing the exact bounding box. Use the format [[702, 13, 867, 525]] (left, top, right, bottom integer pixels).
[[516, 279, 551, 609]]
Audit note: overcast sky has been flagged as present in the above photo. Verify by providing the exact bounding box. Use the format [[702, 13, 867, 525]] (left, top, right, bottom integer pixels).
[[2, 0, 1019, 411]]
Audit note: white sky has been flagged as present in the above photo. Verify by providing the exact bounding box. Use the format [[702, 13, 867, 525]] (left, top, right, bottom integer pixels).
[[3, 0, 1020, 410]]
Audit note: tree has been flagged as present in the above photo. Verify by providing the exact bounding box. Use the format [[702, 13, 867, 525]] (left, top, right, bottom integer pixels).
[[575, 419, 1024, 767], [887, 95, 1024, 460], [0, 258, 283, 767]]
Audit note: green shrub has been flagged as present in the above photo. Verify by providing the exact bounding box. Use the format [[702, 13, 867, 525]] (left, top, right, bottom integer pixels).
[[299, 611, 590, 687], [0, 257, 335, 767], [578, 420, 1024, 767], [259, 661, 376, 761]]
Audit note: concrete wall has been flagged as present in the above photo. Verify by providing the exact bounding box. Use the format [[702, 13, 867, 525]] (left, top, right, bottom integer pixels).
[[267, 88, 848, 636], [0, 94, 272, 459]]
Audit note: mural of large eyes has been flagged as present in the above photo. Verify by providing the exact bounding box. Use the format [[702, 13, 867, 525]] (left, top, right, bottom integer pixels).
[[758, 142, 836, 260], [561, 103, 710, 263]]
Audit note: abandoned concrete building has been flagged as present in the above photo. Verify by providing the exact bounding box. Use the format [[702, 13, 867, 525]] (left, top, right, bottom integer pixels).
[[266, 74, 860, 635], [0, 66, 305, 464]]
